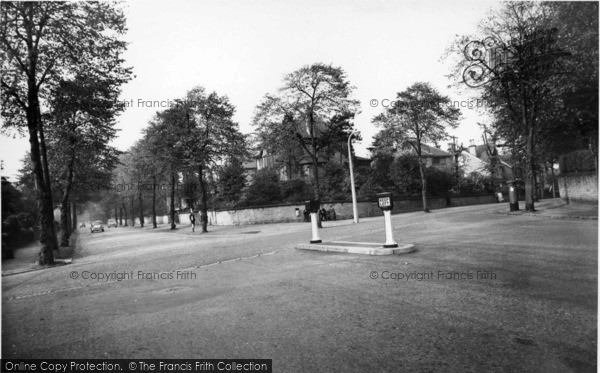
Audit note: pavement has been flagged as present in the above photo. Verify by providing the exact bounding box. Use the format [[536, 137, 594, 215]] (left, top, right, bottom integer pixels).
[[497, 198, 598, 220], [2, 202, 597, 372], [1, 237, 75, 277]]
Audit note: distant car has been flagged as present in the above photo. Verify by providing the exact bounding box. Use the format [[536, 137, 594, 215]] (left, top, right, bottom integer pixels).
[[90, 221, 105, 233], [107, 219, 118, 228]]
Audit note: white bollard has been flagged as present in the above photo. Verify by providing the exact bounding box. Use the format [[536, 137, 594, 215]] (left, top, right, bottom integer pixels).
[[382, 210, 397, 248], [310, 212, 321, 243], [377, 192, 398, 248]]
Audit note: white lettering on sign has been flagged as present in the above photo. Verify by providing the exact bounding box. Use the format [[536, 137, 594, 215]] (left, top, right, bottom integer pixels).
[[379, 197, 391, 207]]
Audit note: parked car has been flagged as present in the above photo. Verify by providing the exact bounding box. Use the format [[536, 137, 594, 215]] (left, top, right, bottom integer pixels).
[[90, 221, 105, 233], [107, 219, 118, 228]]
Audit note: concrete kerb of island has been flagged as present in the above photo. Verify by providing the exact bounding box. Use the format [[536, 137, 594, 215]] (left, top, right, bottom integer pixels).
[[297, 192, 416, 256], [296, 241, 416, 256]]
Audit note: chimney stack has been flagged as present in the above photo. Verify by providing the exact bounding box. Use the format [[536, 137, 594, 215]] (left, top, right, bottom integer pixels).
[[468, 139, 477, 156]]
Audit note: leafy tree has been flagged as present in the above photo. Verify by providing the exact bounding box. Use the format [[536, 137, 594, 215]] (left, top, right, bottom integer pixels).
[[280, 179, 312, 203], [131, 134, 169, 229], [2, 176, 24, 218], [366, 133, 398, 194], [545, 1, 598, 165], [46, 73, 123, 245], [320, 161, 348, 201], [252, 63, 360, 215], [390, 154, 422, 196], [175, 87, 248, 233], [216, 160, 246, 207], [425, 167, 456, 196], [242, 168, 282, 207], [1, 2, 131, 263], [372, 82, 460, 212], [448, 2, 592, 210], [145, 107, 189, 229], [135, 87, 247, 232]]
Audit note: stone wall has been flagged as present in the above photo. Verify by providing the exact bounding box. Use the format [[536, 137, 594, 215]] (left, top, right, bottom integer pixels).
[[80, 195, 498, 227], [202, 194, 496, 226], [558, 172, 598, 204]]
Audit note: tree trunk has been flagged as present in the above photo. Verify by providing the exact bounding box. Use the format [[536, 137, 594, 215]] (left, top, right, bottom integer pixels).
[[198, 165, 209, 233], [551, 165, 556, 198], [525, 128, 536, 211], [418, 159, 430, 213], [152, 175, 157, 228], [130, 197, 135, 226], [60, 195, 70, 247], [122, 202, 128, 226], [114, 206, 118, 225], [72, 201, 77, 231], [540, 166, 546, 200], [37, 110, 59, 262], [119, 207, 123, 226], [26, 110, 57, 264], [66, 202, 71, 233], [22, 25, 57, 264], [60, 140, 76, 246], [138, 189, 144, 227], [311, 152, 323, 228], [170, 171, 176, 230]]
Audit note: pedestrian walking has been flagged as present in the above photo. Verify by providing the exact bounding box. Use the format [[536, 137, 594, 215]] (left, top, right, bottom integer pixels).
[[189, 211, 196, 232], [496, 191, 504, 203]]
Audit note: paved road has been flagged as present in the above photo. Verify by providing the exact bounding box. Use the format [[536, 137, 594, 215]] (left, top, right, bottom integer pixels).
[[2, 203, 597, 372]]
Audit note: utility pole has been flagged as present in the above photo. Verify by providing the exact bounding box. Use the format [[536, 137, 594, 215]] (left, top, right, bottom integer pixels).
[[348, 131, 360, 224]]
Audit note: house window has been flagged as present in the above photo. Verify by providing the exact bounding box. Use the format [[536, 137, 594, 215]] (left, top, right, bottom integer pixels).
[[433, 158, 441, 164]]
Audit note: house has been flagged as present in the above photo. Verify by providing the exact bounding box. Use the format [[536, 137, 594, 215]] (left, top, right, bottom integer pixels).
[[418, 144, 454, 170], [246, 118, 370, 182], [390, 142, 454, 170], [244, 147, 370, 182], [457, 141, 517, 184]]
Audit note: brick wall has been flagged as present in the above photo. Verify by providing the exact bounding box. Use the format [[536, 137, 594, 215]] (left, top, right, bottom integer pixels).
[[558, 172, 598, 204]]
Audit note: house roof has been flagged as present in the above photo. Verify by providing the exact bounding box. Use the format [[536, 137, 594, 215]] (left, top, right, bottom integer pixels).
[[243, 160, 256, 170], [419, 144, 452, 158], [463, 145, 513, 168], [297, 155, 329, 165]]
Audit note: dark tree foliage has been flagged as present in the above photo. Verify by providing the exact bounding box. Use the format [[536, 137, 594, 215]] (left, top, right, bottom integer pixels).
[[217, 160, 247, 207], [1, 2, 132, 263], [253, 63, 360, 203], [449, 2, 597, 210], [373, 82, 460, 212], [241, 168, 282, 207]]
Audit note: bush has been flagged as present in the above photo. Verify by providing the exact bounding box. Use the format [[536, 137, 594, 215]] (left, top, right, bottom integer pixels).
[[240, 168, 282, 207], [16, 212, 35, 230], [1, 214, 35, 258], [558, 149, 596, 174], [425, 167, 456, 196], [2, 233, 14, 259], [280, 179, 312, 203], [3, 215, 21, 236], [321, 161, 349, 201], [390, 155, 421, 195], [459, 171, 494, 195]]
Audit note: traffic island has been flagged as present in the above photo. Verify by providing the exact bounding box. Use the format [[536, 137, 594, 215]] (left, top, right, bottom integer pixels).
[[298, 194, 416, 255], [296, 241, 415, 256]]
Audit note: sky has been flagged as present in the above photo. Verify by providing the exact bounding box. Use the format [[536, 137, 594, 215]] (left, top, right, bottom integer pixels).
[[0, 0, 501, 181]]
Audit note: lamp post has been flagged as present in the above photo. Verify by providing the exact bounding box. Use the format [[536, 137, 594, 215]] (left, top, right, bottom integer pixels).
[[348, 130, 359, 224]]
